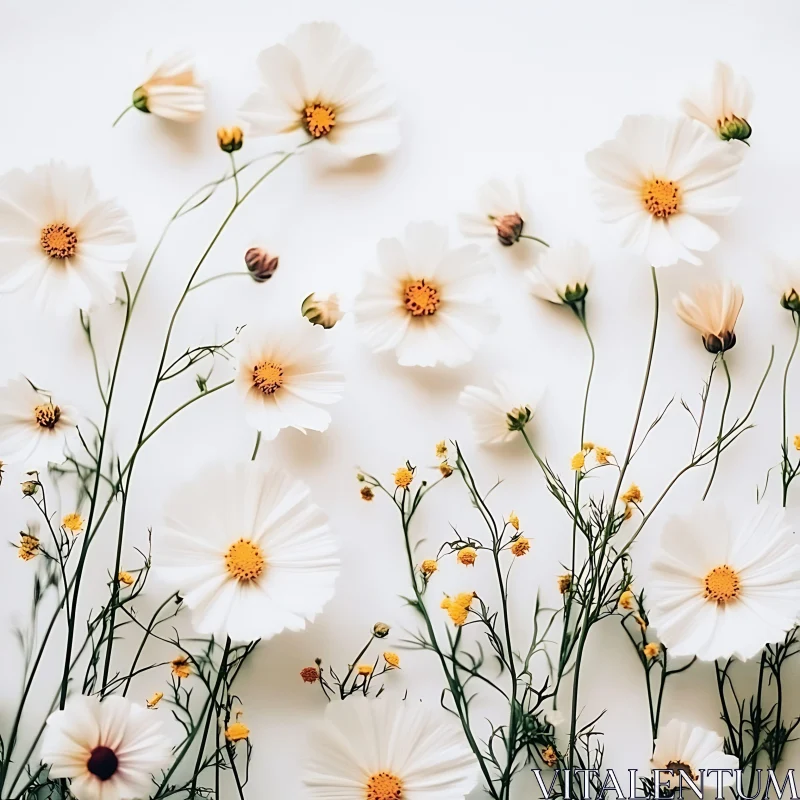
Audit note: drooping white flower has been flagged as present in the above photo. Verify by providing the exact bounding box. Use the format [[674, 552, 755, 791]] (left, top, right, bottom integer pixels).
[[458, 374, 541, 445], [526, 240, 593, 306], [240, 22, 399, 159], [769, 255, 800, 312], [304, 697, 477, 800], [0, 162, 135, 313], [681, 62, 753, 143], [233, 318, 344, 440], [649, 503, 800, 661], [132, 52, 204, 122], [674, 281, 743, 353], [354, 221, 497, 367], [458, 178, 541, 252], [586, 115, 744, 267], [154, 461, 339, 642], [0, 376, 78, 468], [651, 720, 738, 790], [41, 694, 170, 800]]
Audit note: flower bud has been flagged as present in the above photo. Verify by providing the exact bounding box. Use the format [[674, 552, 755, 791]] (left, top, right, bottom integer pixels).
[[781, 289, 800, 313], [372, 622, 390, 638], [703, 331, 736, 354], [217, 126, 244, 153], [562, 282, 589, 305], [301, 293, 344, 329], [244, 247, 279, 282], [21, 480, 38, 497], [132, 86, 150, 113], [493, 213, 524, 246], [506, 404, 532, 432], [718, 115, 752, 143]]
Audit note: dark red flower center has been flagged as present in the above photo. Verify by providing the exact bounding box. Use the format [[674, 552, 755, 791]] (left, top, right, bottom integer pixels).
[[87, 746, 118, 781]]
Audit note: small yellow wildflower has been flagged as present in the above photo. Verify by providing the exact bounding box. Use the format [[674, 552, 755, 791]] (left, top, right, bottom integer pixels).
[[508, 512, 520, 531], [594, 446, 612, 465], [300, 666, 320, 684], [620, 484, 643, 504], [18, 533, 40, 561], [457, 547, 477, 566], [439, 461, 454, 478], [360, 486, 375, 501], [511, 536, 530, 557], [356, 664, 374, 676], [541, 745, 559, 767], [383, 652, 400, 669], [146, 691, 163, 709], [171, 656, 191, 679], [435, 440, 448, 459], [619, 590, 635, 610], [421, 559, 438, 577], [118, 571, 135, 586], [61, 513, 84, 534], [643, 642, 661, 660], [225, 720, 250, 743], [570, 452, 585, 471], [394, 466, 414, 488], [441, 592, 475, 626], [557, 574, 572, 594], [582, 441, 595, 451], [795, 434, 800, 451]]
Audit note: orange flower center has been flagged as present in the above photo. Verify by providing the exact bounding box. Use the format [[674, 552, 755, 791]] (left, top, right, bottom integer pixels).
[[40, 222, 78, 259], [641, 178, 682, 219], [252, 360, 284, 395], [304, 102, 336, 138], [34, 403, 61, 429], [703, 564, 740, 604], [365, 771, 403, 800], [403, 280, 440, 316], [224, 538, 265, 582]]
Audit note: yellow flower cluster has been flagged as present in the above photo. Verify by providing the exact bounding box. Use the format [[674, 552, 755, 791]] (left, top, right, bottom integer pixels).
[[571, 442, 613, 471], [441, 592, 475, 626]]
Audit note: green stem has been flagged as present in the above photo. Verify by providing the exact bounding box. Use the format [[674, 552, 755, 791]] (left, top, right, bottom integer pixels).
[[519, 234, 550, 247], [112, 105, 134, 127], [702, 353, 731, 501], [187, 272, 251, 292], [251, 431, 262, 462], [782, 312, 800, 506]]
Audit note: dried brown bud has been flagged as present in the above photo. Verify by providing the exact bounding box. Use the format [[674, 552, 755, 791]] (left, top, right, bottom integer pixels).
[[494, 213, 524, 246], [372, 622, 390, 638], [244, 247, 279, 282], [21, 480, 38, 497]]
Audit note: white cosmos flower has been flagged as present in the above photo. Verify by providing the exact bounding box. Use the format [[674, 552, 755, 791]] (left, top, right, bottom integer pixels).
[[234, 319, 344, 440], [681, 62, 753, 143], [240, 22, 399, 159], [458, 374, 540, 445], [651, 720, 738, 790], [0, 376, 78, 468], [649, 503, 800, 661], [0, 162, 135, 313], [304, 697, 477, 800], [353, 221, 497, 367], [154, 461, 338, 642], [585, 115, 744, 268], [526, 240, 593, 306], [132, 52, 204, 122], [41, 694, 170, 800], [674, 281, 743, 354], [458, 178, 543, 254]]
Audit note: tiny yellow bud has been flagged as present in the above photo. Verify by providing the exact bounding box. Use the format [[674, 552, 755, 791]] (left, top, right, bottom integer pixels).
[[383, 651, 400, 669], [62, 513, 84, 534], [457, 547, 478, 566], [225, 721, 250, 743], [619, 590, 635, 610], [508, 512, 520, 531], [634, 613, 647, 633], [356, 664, 373, 676], [439, 461, 454, 478], [582, 441, 595, 451], [620, 484, 643, 504], [541, 745, 559, 767], [510, 536, 530, 557], [643, 642, 661, 660], [421, 559, 438, 577], [393, 466, 414, 488], [594, 446, 612, 465], [794, 434, 800, 452], [118, 571, 135, 587], [146, 691, 163, 709], [171, 656, 191, 679], [441, 592, 475, 626], [570, 452, 585, 471], [217, 125, 244, 153], [435, 440, 448, 458]]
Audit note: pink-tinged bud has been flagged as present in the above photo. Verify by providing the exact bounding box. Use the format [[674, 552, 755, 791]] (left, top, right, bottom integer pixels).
[[244, 248, 279, 282], [494, 213, 524, 246]]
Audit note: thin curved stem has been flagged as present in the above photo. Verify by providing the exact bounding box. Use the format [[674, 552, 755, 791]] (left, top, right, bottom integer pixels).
[[702, 353, 732, 500], [112, 105, 134, 127]]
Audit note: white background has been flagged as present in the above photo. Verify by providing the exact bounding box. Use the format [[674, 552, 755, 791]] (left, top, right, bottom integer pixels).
[[2, 1, 800, 797]]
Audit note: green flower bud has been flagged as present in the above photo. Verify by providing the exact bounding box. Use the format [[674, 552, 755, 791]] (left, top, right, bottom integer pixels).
[[132, 86, 149, 113], [781, 289, 800, 313], [506, 405, 533, 432], [718, 115, 752, 143]]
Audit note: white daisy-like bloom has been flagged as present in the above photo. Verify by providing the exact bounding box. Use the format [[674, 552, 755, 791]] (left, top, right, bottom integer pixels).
[[0, 376, 78, 468], [526, 240, 593, 306], [649, 503, 800, 661], [353, 221, 497, 367], [585, 115, 745, 268], [681, 62, 753, 143], [651, 720, 738, 790], [239, 22, 399, 159], [132, 52, 204, 122], [234, 319, 344, 440], [304, 697, 477, 800], [458, 178, 543, 253], [769, 255, 800, 311], [154, 461, 339, 642], [674, 281, 743, 354], [0, 162, 135, 313], [458, 373, 541, 445], [41, 694, 170, 800]]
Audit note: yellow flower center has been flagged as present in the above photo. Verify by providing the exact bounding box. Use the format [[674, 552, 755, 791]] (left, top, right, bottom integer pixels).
[[34, 403, 61, 429], [252, 360, 284, 395], [304, 102, 336, 138], [641, 178, 682, 219], [224, 538, 265, 582], [703, 564, 740, 604], [403, 280, 440, 317], [40, 222, 78, 259], [365, 771, 403, 800]]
